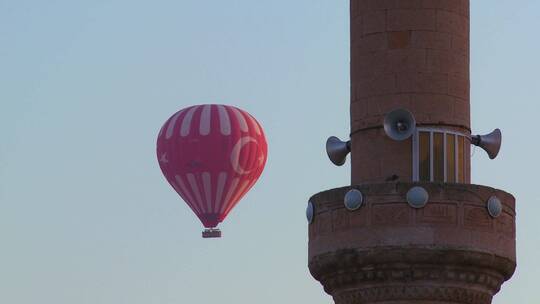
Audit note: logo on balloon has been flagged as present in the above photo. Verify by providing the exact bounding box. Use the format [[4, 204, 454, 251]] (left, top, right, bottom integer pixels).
[[230, 136, 259, 175]]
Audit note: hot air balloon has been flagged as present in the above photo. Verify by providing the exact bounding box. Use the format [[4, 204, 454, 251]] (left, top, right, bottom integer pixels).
[[156, 104, 268, 238]]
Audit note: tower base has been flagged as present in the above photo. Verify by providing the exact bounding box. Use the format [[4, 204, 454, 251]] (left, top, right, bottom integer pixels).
[[308, 183, 516, 304]]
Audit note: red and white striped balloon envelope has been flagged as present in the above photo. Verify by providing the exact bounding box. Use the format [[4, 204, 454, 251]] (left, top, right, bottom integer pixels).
[[156, 104, 268, 238]]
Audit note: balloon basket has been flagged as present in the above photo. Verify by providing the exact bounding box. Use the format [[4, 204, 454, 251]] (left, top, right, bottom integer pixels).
[[202, 228, 221, 239]]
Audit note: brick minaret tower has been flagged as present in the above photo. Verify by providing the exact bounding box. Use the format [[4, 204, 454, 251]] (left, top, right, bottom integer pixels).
[[307, 1, 516, 304]]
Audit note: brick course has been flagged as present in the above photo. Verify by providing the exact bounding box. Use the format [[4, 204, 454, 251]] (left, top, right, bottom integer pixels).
[[350, 0, 471, 184]]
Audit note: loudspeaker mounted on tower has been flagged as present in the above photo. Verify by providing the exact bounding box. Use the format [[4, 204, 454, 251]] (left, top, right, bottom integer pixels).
[[383, 108, 417, 141], [471, 128, 502, 160], [326, 136, 351, 166]]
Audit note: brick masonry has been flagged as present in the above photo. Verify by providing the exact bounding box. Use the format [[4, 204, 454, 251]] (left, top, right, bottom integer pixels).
[[309, 183, 515, 260], [349, 0, 471, 184], [308, 183, 516, 304]]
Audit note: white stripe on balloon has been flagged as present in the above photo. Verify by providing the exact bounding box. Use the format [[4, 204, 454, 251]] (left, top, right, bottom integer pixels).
[[171, 182, 199, 214], [214, 172, 227, 213], [223, 179, 251, 216], [180, 106, 199, 137], [158, 124, 165, 138], [165, 110, 184, 139], [186, 173, 206, 213], [199, 105, 212, 136], [230, 106, 248, 132], [217, 105, 231, 136], [174, 175, 201, 214], [220, 177, 239, 213], [246, 113, 261, 135], [202, 172, 213, 213]]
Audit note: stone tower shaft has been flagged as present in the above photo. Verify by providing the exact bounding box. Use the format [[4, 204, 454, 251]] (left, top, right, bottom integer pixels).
[[350, 0, 471, 184], [307, 1, 516, 304]]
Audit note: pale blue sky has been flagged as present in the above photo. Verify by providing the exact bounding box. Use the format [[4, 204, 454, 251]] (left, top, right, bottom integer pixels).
[[1, 1, 538, 303]]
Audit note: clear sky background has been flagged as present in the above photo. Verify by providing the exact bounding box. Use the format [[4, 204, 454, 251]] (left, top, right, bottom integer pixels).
[[1, 1, 538, 303]]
